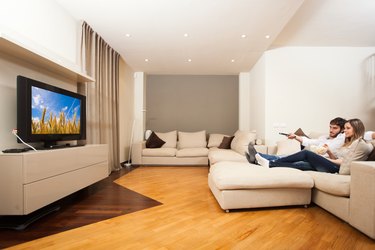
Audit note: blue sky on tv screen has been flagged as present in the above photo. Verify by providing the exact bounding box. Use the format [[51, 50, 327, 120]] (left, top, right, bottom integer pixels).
[[31, 86, 81, 123]]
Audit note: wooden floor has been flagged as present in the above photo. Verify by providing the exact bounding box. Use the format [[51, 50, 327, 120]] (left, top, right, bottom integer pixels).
[[3, 166, 375, 249]]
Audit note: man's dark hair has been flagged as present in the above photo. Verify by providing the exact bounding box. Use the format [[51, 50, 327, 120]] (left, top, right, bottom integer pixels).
[[330, 117, 346, 130]]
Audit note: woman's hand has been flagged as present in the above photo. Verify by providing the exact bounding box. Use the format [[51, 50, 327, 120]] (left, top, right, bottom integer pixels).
[[324, 144, 338, 159]]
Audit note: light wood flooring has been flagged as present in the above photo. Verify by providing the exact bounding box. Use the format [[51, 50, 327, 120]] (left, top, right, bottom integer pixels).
[[6, 166, 375, 249]]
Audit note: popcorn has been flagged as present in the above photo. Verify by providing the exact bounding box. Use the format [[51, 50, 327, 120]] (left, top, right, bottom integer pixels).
[[310, 145, 328, 155]]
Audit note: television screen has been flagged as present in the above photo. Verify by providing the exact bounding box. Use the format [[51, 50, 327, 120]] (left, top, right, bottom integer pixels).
[[17, 75, 86, 149], [31, 86, 82, 135]]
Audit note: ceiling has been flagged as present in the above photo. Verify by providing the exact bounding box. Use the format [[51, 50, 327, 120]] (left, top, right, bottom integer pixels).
[[55, 0, 375, 75]]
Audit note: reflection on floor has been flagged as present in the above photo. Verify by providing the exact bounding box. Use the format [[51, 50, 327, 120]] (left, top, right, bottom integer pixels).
[[0, 166, 162, 249]]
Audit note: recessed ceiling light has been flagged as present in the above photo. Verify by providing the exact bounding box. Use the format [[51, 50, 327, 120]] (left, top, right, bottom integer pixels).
[[187, 59, 192, 62], [184, 33, 189, 37], [231, 59, 235, 63], [125, 34, 131, 38], [265, 35, 271, 39], [241, 34, 247, 38], [145, 59, 149, 62]]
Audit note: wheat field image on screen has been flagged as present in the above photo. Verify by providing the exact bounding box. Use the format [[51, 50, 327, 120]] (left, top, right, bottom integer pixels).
[[31, 87, 81, 134]]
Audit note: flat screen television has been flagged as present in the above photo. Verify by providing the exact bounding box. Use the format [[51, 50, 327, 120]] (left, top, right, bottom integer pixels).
[[17, 75, 86, 149]]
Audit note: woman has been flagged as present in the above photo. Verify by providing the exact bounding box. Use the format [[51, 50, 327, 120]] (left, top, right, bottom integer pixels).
[[254, 119, 373, 173]]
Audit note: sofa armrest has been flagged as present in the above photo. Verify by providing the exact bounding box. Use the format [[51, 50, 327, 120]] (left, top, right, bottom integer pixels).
[[131, 141, 146, 165], [349, 161, 375, 239], [267, 145, 277, 155]]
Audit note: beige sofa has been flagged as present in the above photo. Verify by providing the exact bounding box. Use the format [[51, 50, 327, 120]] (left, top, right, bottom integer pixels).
[[131, 130, 209, 165], [131, 130, 262, 166], [208, 140, 375, 240]]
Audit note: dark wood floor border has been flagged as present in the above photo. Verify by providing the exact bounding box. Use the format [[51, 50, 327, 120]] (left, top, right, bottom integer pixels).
[[0, 166, 162, 249]]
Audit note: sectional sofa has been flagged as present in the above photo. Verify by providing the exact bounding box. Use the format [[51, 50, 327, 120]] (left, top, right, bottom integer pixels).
[[208, 138, 375, 240]]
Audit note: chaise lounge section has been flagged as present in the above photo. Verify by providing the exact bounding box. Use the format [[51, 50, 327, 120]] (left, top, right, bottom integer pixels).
[[208, 139, 375, 240]]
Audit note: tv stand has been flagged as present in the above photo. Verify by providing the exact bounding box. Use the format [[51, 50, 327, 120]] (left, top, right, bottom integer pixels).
[[0, 144, 108, 215]]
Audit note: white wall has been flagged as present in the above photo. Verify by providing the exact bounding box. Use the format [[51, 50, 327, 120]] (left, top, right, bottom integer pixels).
[[249, 47, 375, 145], [239, 73, 250, 131], [0, 0, 78, 65], [249, 54, 266, 142]]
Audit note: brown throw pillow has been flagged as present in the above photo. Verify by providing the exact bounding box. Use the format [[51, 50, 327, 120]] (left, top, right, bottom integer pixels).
[[146, 131, 166, 148], [218, 136, 234, 149], [367, 142, 375, 161], [294, 128, 310, 138]]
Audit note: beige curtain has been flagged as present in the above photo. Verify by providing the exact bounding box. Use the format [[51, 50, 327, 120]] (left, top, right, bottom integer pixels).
[[80, 21, 120, 172]]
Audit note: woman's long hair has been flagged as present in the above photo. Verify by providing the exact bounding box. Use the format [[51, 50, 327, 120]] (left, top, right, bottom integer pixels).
[[343, 118, 365, 146]]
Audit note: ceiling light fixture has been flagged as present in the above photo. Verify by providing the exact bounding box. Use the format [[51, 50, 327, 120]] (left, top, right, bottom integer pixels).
[[231, 59, 235, 63], [145, 59, 149, 62], [265, 35, 271, 39], [187, 59, 192, 62], [125, 34, 131, 38], [241, 34, 247, 38], [184, 33, 189, 37]]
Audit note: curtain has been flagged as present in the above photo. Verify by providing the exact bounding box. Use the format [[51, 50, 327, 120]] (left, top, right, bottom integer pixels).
[[80, 21, 120, 172]]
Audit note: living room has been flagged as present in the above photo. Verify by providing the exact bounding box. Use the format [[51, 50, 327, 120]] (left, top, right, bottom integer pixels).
[[0, 0, 375, 248]]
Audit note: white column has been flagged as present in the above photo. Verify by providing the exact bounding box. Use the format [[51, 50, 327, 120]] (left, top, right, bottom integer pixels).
[[239, 72, 251, 131], [133, 72, 146, 143]]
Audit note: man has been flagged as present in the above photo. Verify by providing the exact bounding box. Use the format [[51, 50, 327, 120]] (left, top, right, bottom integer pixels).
[[246, 117, 347, 170]]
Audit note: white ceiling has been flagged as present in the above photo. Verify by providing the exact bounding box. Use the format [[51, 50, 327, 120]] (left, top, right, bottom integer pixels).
[[55, 0, 375, 75]]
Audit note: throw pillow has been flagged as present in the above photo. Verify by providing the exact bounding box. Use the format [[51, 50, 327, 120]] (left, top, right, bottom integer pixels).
[[276, 139, 301, 156], [155, 131, 177, 148], [178, 131, 207, 149], [207, 134, 228, 148], [294, 128, 310, 138], [367, 141, 375, 161], [367, 148, 375, 161], [145, 131, 166, 148], [230, 130, 257, 155], [218, 136, 234, 149]]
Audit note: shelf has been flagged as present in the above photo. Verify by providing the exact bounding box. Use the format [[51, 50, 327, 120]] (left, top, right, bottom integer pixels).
[[0, 32, 94, 83]]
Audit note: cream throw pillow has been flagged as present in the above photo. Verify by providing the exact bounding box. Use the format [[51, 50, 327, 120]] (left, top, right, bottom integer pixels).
[[207, 134, 228, 148], [155, 131, 177, 148], [276, 139, 301, 156], [230, 130, 256, 155], [178, 131, 207, 149]]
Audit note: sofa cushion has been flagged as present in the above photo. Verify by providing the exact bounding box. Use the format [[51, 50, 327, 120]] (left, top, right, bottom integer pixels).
[[156, 131, 177, 148], [210, 161, 314, 190], [230, 130, 257, 155], [306, 171, 350, 197], [176, 148, 209, 157], [178, 131, 207, 149], [276, 139, 301, 156], [218, 136, 235, 149], [207, 134, 228, 148], [145, 131, 165, 148], [142, 148, 177, 157], [208, 148, 247, 165]]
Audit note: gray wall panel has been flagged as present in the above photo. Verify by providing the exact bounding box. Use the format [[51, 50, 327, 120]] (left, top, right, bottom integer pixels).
[[146, 75, 238, 135]]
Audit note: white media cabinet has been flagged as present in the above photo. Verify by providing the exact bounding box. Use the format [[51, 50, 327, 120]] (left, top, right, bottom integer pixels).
[[0, 144, 108, 215]]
